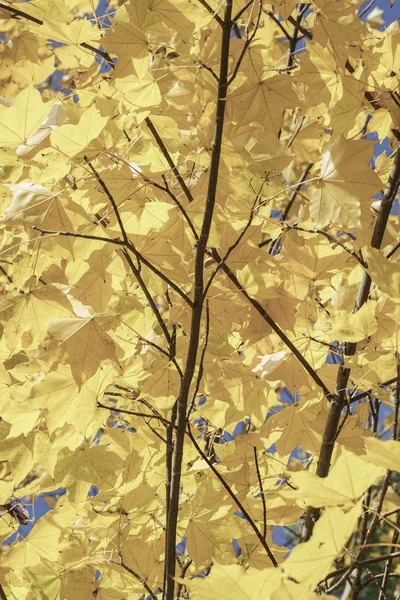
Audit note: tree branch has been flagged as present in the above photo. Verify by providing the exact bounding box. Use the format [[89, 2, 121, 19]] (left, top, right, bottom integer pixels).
[[187, 424, 278, 566], [163, 4, 233, 598], [264, 10, 291, 39], [212, 249, 333, 401], [0, 2, 114, 65], [233, 0, 254, 23], [98, 401, 170, 425], [196, 0, 224, 27], [301, 144, 400, 541], [321, 551, 400, 591], [378, 511, 400, 600], [176, 559, 193, 600], [253, 447, 267, 540], [83, 156, 174, 348], [110, 555, 158, 600], [187, 300, 210, 420], [204, 179, 265, 298], [284, 224, 368, 267], [145, 118, 194, 205], [32, 226, 192, 308], [227, 0, 262, 86]]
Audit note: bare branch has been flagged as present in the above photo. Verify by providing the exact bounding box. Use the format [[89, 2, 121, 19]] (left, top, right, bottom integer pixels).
[[358, 0, 376, 18], [264, 10, 291, 39], [386, 240, 400, 260], [187, 300, 210, 420], [32, 226, 192, 308], [321, 551, 400, 590], [378, 511, 400, 600], [287, 14, 313, 40], [161, 174, 199, 241], [98, 401, 172, 427], [233, 0, 254, 23], [196, 59, 220, 82]]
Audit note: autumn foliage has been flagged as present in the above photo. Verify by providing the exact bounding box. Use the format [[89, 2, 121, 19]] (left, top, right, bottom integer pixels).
[[0, 0, 399, 598]]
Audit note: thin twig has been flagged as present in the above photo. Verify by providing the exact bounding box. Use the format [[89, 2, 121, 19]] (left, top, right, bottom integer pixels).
[[321, 551, 400, 589], [161, 174, 199, 241], [227, 0, 262, 86], [377, 358, 400, 599], [302, 144, 400, 542], [253, 447, 267, 540], [212, 249, 333, 401], [0, 2, 114, 65], [284, 224, 368, 267], [197, 60, 219, 82], [163, 6, 234, 598], [124, 240, 193, 308], [110, 555, 158, 600], [0, 264, 12, 284], [378, 512, 400, 600], [176, 559, 193, 600], [264, 10, 291, 39], [196, 0, 224, 27], [187, 424, 278, 566], [233, 0, 254, 23], [286, 116, 306, 149], [32, 225, 192, 308], [287, 14, 313, 40], [145, 118, 194, 205], [83, 156, 174, 348], [98, 402, 172, 427], [205, 179, 265, 297], [187, 301, 210, 420], [358, 0, 376, 18], [386, 240, 400, 260]]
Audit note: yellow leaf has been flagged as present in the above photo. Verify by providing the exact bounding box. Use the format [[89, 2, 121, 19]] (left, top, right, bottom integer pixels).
[[227, 74, 299, 133], [328, 301, 377, 342], [46, 316, 119, 386], [114, 75, 161, 110], [51, 103, 108, 157], [0, 285, 73, 353], [2, 513, 62, 569], [310, 137, 382, 228], [364, 437, 400, 472], [282, 445, 385, 508], [31, 363, 115, 436], [283, 503, 363, 589], [103, 21, 149, 80], [182, 562, 277, 599], [365, 247, 400, 303], [0, 86, 52, 149]]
